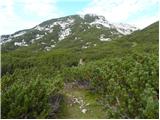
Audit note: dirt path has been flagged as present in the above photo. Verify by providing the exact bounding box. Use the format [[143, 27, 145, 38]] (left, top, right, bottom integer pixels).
[[57, 82, 107, 119]]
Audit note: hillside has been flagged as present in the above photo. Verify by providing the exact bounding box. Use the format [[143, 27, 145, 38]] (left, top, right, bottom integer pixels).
[[1, 14, 138, 52], [1, 14, 159, 119]]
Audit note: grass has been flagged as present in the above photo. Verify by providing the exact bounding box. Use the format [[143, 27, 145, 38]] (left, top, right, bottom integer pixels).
[[57, 85, 107, 119]]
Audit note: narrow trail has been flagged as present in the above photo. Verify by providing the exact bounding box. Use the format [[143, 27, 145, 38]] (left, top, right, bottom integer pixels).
[[57, 82, 107, 119]]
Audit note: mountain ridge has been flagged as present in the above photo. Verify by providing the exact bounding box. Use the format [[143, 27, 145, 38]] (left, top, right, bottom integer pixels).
[[1, 14, 138, 36], [1, 14, 140, 53], [0, 14, 138, 44]]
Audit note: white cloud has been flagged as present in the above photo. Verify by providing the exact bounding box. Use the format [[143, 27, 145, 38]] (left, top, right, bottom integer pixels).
[[0, 0, 14, 18], [0, 0, 16, 34], [129, 15, 158, 29], [0, 0, 158, 34], [0, 0, 63, 35], [79, 0, 159, 28], [23, 0, 59, 18]]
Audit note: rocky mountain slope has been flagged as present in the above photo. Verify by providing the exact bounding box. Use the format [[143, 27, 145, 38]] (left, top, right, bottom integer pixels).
[[1, 14, 138, 52]]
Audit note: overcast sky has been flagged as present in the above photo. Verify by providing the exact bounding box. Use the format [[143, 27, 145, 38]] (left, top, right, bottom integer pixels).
[[0, 0, 159, 35]]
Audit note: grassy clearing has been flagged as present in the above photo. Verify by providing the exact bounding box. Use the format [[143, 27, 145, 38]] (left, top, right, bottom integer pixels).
[[57, 85, 107, 119]]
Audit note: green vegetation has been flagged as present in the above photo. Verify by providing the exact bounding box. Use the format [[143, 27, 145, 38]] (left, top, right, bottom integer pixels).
[[1, 21, 159, 118], [63, 53, 158, 118], [58, 87, 106, 119], [2, 69, 63, 118]]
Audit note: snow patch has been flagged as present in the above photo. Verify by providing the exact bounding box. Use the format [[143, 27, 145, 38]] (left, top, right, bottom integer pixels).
[[75, 37, 78, 40], [74, 37, 81, 40], [100, 34, 111, 41], [34, 18, 74, 36], [96, 25, 101, 29], [35, 24, 53, 33], [49, 18, 74, 41], [31, 39, 35, 43], [34, 25, 44, 31], [44, 27, 50, 31], [93, 44, 97, 46], [90, 16, 110, 28], [44, 44, 56, 51], [49, 29, 53, 33], [59, 28, 71, 41], [82, 42, 92, 49], [111, 31, 120, 35], [35, 34, 44, 40], [51, 45, 55, 48], [41, 42, 46, 45], [51, 18, 74, 30], [88, 15, 137, 35], [82, 45, 88, 49], [100, 38, 111, 41], [111, 23, 138, 35], [50, 24, 54, 28], [44, 46, 51, 51], [0, 37, 12, 44], [0, 32, 26, 44], [31, 34, 44, 43], [86, 42, 91, 45], [87, 26, 91, 29], [14, 39, 28, 46], [79, 14, 85, 19]]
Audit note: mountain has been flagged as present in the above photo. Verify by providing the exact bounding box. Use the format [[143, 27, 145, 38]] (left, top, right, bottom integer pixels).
[[1, 14, 138, 52], [1, 13, 158, 119]]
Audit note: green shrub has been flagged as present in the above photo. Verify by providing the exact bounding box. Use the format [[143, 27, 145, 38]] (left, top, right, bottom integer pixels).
[[62, 53, 159, 118], [1, 70, 63, 119]]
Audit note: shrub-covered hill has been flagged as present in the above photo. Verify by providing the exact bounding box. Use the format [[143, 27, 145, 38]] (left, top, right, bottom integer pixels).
[[1, 19, 159, 118]]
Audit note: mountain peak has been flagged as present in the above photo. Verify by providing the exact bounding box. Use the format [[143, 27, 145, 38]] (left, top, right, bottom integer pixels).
[[1, 14, 139, 51]]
